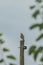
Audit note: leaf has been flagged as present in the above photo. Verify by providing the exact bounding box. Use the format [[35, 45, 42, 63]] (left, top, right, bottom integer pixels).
[[29, 45, 36, 55], [3, 48, 9, 52], [30, 5, 35, 9], [32, 10, 40, 19], [34, 50, 39, 61], [36, 34, 43, 41], [0, 39, 5, 44], [30, 23, 43, 30], [0, 33, 3, 36], [39, 23, 43, 30], [30, 24, 40, 29], [29, 46, 43, 61], [7, 55, 16, 60], [38, 47, 43, 52], [34, 47, 43, 61], [9, 63, 16, 65], [36, 0, 42, 3], [40, 56, 43, 62], [0, 59, 4, 63]]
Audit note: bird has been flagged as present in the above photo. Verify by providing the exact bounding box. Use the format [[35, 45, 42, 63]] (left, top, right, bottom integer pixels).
[[20, 33, 24, 40]]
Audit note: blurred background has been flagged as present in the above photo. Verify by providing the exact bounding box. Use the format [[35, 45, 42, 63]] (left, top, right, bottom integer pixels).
[[0, 0, 43, 65]]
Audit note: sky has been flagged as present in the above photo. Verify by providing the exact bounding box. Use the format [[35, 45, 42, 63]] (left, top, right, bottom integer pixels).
[[0, 0, 43, 65]]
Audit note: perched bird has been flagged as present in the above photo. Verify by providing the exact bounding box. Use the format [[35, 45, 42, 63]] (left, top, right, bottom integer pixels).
[[20, 33, 24, 40]]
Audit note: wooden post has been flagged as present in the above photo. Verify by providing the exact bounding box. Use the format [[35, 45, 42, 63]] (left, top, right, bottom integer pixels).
[[20, 33, 24, 65]]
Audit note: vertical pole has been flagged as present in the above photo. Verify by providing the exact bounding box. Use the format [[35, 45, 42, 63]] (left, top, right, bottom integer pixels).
[[20, 33, 24, 65]]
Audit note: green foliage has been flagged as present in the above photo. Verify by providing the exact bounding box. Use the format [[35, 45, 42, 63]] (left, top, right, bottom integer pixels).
[[0, 39, 5, 44], [28, 0, 43, 65], [36, 0, 42, 3], [40, 57, 43, 62], [0, 59, 4, 63], [3, 48, 9, 52], [30, 23, 43, 30], [0, 33, 3, 36], [32, 10, 40, 19], [30, 5, 35, 9], [30, 23, 39, 29], [29, 45, 36, 55], [34, 49, 39, 61], [36, 34, 43, 41], [10, 63, 16, 65], [29, 46, 43, 61], [0, 33, 16, 65], [38, 47, 43, 52], [34, 47, 43, 61], [7, 55, 16, 60]]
